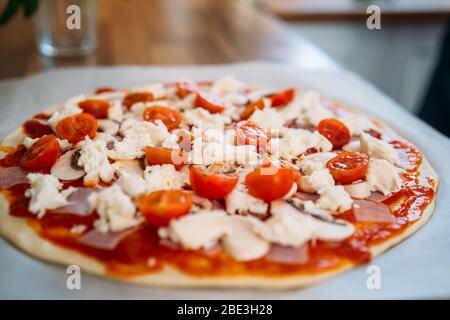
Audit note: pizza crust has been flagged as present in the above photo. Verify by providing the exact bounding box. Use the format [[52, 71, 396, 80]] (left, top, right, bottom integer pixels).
[[0, 101, 439, 289]]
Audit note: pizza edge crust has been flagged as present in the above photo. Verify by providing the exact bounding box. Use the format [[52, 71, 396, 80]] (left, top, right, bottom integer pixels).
[[0, 101, 439, 289]]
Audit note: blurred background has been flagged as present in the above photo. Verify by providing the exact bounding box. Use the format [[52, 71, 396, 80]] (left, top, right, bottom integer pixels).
[[0, 0, 449, 136]]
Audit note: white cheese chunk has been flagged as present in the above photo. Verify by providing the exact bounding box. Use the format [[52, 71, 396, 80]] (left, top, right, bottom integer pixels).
[[269, 128, 332, 160], [107, 100, 124, 122], [77, 137, 114, 186], [366, 159, 403, 195], [88, 185, 140, 233], [161, 210, 231, 250], [316, 186, 353, 213], [342, 140, 361, 152], [48, 96, 83, 130], [210, 75, 244, 96], [117, 171, 149, 198], [339, 114, 374, 136], [360, 133, 398, 163], [184, 108, 231, 129], [249, 107, 285, 130], [344, 181, 371, 199], [132, 82, 167, 99], [25, 174, 75, 218], [299, 169, 335, 193], [225, 187, 268, 215], [109, 119, 177, 160], [144, 164, 185, 192], [222, 216, 270, 261], [23, 137, 38, 148], [57, 138, 73, 152], [298, 91, 334, 126]]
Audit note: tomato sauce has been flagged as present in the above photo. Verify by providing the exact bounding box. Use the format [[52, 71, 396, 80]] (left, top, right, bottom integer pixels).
[[0, 134, 436, 278]]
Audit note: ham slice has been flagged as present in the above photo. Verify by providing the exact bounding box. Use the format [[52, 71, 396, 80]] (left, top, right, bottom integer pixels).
[[296, 192, 319, 202], [78, 227, 140, 250], [353, 199, 394, 223], [265, 244, 309, 265], [51, 188, 95, 216], [367, 191, 388, 203], [0, 167, 30, 189]]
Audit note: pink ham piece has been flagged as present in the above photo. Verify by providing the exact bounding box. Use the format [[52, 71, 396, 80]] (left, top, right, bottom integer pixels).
[[353, 199, 394, 223], [78, 227, 141, 250], [296, 192, 319, 202], [51, 188, 95, 216], [0, 167, 30, 189], [367, 191, 388, 203], [265, 244, 309, 265]]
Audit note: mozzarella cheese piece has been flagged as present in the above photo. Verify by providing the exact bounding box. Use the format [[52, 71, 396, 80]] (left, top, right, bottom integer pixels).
[[344, 181, 372, 199], [161, 210, 231, 250], [222, 216, 270, 261], [299, 169, 335, 193], [132, 82, 167, 99], [249, 107, 285, 130], [57, 138, 73, 152], [298, 91, 334, 126], [225, 187, 268, 215], [77, 137, 114, 186], [48, 96, 83, 130], [366, 159, 403, 195], [360, 133, 398, 163], [23, 137, 38, 148], [339, 114, 373, 136], [184, 108, 231, 129], [117, 171, 148, 198], [109, 119, 177, 159], [316, 186, 353, 213], [88, 185, 140, 233], [269, 128, 332, 160], [210, 75, 244, 96], [108, 100, 124, 122], [144, 164, 185, 192], [25, 173, 75, 218]]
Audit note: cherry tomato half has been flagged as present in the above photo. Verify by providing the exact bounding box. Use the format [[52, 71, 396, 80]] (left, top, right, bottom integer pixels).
[[189, 166, 238, 200], [144, 146, 187, 171], [23, 119, 53, 139], [195, 92, 225, 114], [143, 106, 182, 130], [78, 99, 110, 119], [20, 135, 60, 170], [317, 118, 351, 150], [326, 151, 369, 184], [239, 99, 264, 121], [245, 163, 294, 202], [55, 113, 97, 144], [270, 88, 295, 107], [235, 120, 271, 152], [176, 81, 199, 98], [140, 190, 192, 227], [94, 87, 116, 94], [123, 92, 154, 109]]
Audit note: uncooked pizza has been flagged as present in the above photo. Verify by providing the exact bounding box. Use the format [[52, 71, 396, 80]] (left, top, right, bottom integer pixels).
[[0, 76, 438, 288]]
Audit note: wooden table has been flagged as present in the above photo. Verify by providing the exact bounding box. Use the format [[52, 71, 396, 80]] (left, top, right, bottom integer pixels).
[[0, 0, 338, 80]]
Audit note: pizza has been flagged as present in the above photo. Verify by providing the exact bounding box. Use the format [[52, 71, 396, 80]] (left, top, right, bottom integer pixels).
[[0, 76, 438, 288]]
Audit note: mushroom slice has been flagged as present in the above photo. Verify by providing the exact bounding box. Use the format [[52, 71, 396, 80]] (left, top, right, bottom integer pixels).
[[97, 119, 120, 135], [51, 149, 85, 181], [222, 216, 270, 261], [285, 199, 355, 242], [344, 181, 371, 199], [112, 159, 144, 176]]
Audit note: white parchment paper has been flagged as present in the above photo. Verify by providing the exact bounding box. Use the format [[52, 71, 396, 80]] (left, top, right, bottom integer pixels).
[[0, 62, 449, 299]]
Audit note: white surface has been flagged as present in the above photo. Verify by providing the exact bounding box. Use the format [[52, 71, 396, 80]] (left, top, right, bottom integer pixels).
[[0, 62, 449, 299]]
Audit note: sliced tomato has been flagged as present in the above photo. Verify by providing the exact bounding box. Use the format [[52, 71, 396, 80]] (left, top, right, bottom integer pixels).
[[235, 120, 271, 152], [144, 146, 187, 170], [140, 190, 192, 227], [176, 81, 199, 98], [189, 166, 238, 200], [78, 99, 110, 119], [270, 88, 295, 107], [245, 163, 294, 201], [326, 151, 369, 184], [239, 99, 264, 120], [365, 128, 382, 139], [317, 118, 351, 150], [143, 106, 182, 130], [55, 113, 97, 144], [195, 92, 225, 114], [20, 135, 60, 170], [123, 92, 154, 109], [94, 87, 116, 94], [23, 119, 53, 138]]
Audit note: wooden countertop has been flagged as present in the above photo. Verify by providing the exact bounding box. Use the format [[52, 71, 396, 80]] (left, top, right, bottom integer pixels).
[[0, 0, 338, 80]]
